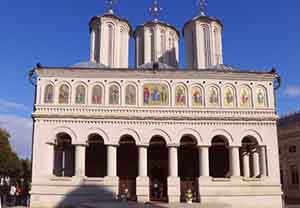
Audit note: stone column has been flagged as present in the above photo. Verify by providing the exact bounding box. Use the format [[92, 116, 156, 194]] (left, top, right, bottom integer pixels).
[[167, 146, 180, 203], [107, 145, 117, 177], [251, 148, 260, 178], [242, 151, 250, 178], [230, 146, 241, 177], [90, 28, 96, 62], [199, 146, 210, 177], [105, 145, 119, 199], [75, 145, 86, 178], [259, 146, 267, 177], [136, 146, 150, 203]]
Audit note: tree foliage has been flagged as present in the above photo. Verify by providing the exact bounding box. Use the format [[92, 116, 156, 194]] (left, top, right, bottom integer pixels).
[[0, 128, 30, 178]]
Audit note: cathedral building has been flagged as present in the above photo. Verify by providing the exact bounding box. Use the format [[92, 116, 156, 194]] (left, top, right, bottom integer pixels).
[[29, 1, 283, 207]]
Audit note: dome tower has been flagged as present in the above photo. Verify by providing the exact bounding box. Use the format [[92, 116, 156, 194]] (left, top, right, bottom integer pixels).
[[89, 0, 132, 68], [134, 1, 180, 68], [183, 0, 223, 69]]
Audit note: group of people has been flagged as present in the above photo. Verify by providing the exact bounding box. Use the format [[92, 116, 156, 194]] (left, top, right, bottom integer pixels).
[[0, 177, 30, 207]]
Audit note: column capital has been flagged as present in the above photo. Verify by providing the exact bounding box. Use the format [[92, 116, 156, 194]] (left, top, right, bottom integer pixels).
[[137, 144, 149, 148], [167, 144, 179, 148], [73, 143, 87, 147], [106, 143, 118, 147], [198, 145, 210, 148], [229, 145, 242, 148]]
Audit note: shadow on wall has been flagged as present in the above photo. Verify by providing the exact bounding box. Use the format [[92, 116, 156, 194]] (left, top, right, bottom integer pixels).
[[56, 183, 166, 208]]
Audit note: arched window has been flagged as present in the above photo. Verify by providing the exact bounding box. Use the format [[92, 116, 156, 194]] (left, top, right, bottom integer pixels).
[[92, 85, 103, 105], [240, 86, 252, 108], [109, 84, 120, 105], [203, 25, 211, 66], [175, 85, 187, 106], [223, 86, 235, 108], [53, 133, 75, 177], [208, 86, 219, 107], [108, 24, 115, 67], [125, 84, 137, 105], [44, 84, 54, 104], [209, 136, 229, 178], [191, 86, 203, 107], [120, 28, 127, 66], [214, 27, 221, 64], [58, 84, 70, 104], [86, 134, 106, 177], [150, 28, 155, 62], [75, 85, 86, 104], [160, 30, 166, 54], [255, 87, 268, 108]]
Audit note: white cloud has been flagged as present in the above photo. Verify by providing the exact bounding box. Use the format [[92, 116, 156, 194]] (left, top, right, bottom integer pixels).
[[0, 99, 29, 112], [0, 114, 32, 159], [285, 86, 300, 98]]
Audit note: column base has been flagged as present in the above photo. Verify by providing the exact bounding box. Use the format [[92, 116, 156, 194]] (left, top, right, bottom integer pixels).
[[104, 176, 119, 199], [167, 177, 180, 203], [230, 176, 243, 183], [136, 176, 150, 203]]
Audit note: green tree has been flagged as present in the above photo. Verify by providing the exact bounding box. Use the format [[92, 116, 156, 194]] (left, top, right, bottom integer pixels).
[[0, 128, 22, 177]]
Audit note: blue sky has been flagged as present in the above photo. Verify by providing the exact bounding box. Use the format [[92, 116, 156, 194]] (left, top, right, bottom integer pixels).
[[0, 0, 299, 158]]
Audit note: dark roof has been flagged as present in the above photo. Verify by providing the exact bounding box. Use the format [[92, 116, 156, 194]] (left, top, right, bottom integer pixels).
[[278, 112, 300, 126], [182, 15, 223, 36], [89, 13, 133, 34], [133, 20, 180, 37]]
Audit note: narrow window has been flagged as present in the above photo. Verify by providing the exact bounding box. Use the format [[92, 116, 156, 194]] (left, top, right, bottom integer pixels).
[[75, 85, 86, 104], [92, 85, 103, 105], [58, 84, 70, 104], [203, 26, 211, 67], [108, 24, 114, 67], [109, 84, 120, 105], [150, 28, 155, 62], [44, 84, 54, 104]]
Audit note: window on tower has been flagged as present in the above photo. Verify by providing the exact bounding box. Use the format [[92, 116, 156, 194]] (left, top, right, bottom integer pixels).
[[58, 84, 70, 104], [44, 84, 54, 104], [203, 25, 211, 67], [75, 85, 86, 104]]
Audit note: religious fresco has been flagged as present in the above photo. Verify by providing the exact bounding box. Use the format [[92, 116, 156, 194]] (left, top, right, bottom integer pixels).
[[175, 85, 186, 106], [191, 86, 203, 107], [58, 84, 69, 104], [109, 85, 120, 105], [75, 85, 86, 104], [240, 87, 251, 107], [256, 88, 267, 107], [44, 84, 54, 103], [143, 84, 169, 106], [92, 85, 103, 105], [224, 87, 235, 107], [208, 87, 219, 107], [125, 84, 137, 105]]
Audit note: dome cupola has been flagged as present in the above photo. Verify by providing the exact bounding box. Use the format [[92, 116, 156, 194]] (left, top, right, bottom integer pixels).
[[89, 0, 132, 68], [183, 0, 223, 69], [133, 1, 180, 68]]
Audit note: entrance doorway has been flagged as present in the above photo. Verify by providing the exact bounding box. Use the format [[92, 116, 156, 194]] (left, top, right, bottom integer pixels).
[[179, 136, 199, 202], [148, 136, 168, 202], [117, 135, 138, 201]]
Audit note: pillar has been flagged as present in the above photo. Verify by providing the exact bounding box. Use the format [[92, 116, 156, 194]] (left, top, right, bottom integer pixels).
[[199, 146, 210, 177], [90, 28, 96, 62], [251, 149, 260, 178], [167, 146, 180, 203], [230, 146, 241, 177], [107, 145, 117, 177], [136, 146, 149, 203], [259, 146, 267, 177], [242, 151, 250, 178], [105, 145, 119, 199], [75, 145, 86, 178]]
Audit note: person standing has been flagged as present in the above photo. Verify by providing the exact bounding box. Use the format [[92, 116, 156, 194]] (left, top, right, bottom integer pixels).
[[9, 184, 16, 207]]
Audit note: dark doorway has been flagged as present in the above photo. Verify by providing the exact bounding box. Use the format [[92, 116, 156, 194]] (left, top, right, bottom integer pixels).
[[209, 136, 229, 178], [117, 135, 138, 201], [179, 135, 199, 202], [85, 134, 106, 177], [148, 136, 168, 202], [53, 133, 75, 177]]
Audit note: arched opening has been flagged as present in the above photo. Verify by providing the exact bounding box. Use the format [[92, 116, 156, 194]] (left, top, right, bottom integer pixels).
[[209, 136, 229, 178], [179, 135, 199, 202], [117, 135, 138, 200], [148, 136, 168, 202], [241, 136, 259, 178], [53, 133, 75, 177], [85, 134, 106, 177]]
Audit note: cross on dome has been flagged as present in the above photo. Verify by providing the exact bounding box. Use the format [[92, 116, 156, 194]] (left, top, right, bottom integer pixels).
[[149, 0, 163, 22], [105, 0, 118, 14], [197, 0, 207, 16]]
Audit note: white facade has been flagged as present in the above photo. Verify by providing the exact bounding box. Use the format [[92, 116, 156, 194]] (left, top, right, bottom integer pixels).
[[89, 14, 131, 68], [184, 16, 223, 69], [134, 22, 179, 67], [30, 68, 283, 208]]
